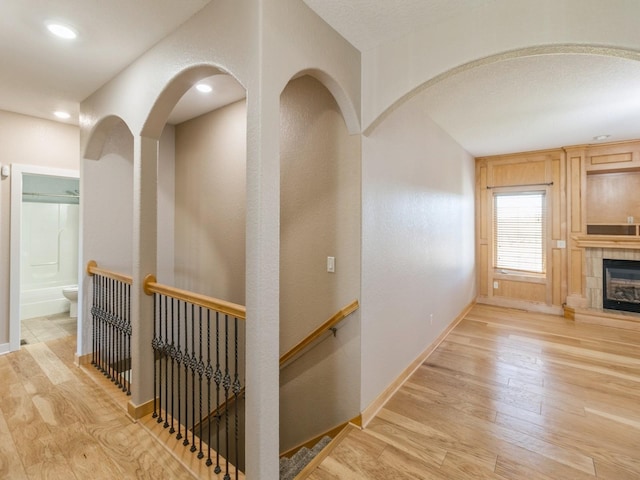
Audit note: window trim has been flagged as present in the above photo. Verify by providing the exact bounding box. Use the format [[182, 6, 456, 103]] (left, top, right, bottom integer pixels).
[[492, 188, 549, 276]]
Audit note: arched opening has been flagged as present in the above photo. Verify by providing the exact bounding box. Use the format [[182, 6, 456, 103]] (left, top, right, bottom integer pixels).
[[80, 116, 135, 358], [279, 74, 362, 452], [145, 65, 248, 470]]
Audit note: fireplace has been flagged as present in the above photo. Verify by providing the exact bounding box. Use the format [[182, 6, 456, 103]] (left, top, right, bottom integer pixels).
[[603, 259, 640, 313]]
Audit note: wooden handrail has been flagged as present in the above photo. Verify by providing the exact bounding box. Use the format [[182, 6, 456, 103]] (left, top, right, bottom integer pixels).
[[279, 300, 359, 367], [143, 274, 246, 320], [87, 260, 133, 285]]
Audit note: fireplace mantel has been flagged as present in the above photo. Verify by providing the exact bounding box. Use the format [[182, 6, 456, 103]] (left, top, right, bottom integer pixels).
[[572, 235, 640, 250]]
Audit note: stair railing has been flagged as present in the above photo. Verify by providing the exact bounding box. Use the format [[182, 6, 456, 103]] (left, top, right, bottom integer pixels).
[[279, 300, 359, 367], [144, 275, 245, 478], [87, 260, 133, 395]]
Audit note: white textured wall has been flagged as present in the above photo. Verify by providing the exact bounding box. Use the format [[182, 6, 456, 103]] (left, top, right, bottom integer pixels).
[[0, 110, 78, 349], [174, 100, 246, 304], [279, 76, 361, 451], [360, 91, 476, 409], [362, 0, 640, 130], [157, 125, 175, 285]]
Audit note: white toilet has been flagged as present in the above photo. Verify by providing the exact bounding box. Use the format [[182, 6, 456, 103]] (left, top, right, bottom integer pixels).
[[62, 285, 78, 318]]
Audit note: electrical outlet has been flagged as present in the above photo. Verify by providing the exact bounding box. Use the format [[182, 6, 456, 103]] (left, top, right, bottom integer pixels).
[[493, 281, 499, 289]]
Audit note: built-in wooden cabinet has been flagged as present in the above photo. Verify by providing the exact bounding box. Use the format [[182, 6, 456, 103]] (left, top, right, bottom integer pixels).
[[477, 139, 640, 314], [566, 140, 640, 309]]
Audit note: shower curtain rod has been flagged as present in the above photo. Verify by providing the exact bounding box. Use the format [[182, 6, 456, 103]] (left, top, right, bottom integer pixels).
[[22, 192, 79, 199]]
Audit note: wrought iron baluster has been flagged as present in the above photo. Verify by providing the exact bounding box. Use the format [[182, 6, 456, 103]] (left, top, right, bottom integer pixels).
[[115, 280, 122, 389], [91, 275, 97, 367], [233, 316, 240, 480], [214, 311, 222, 474], [224, 314, 230, 480], [109, 278, 115, 381], [197, 306, 204, 459], [206, 310, 213, 467], [125, 282, 131, 396], [183, 301, 189, 446], [163, 294, 170, 429], [190, 303, 197, 453], [152, 292, 158, 419], [169, 296, 176, 434], [176, 299, 183, 441]]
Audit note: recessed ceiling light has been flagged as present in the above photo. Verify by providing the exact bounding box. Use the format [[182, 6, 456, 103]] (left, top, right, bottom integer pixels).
[[54, 111, 71, 120], [593, 134, 610, 141], [196, 83, 213, 93], [46, 23, 77, 40]]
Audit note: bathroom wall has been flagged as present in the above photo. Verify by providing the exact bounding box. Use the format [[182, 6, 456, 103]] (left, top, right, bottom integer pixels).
[[20, 201, 79, 319], [0, 110, 79, 351]]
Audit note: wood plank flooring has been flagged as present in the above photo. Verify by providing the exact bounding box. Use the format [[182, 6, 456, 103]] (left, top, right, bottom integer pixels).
[[308, 304, 640, 479], [0, 335, 197, 479]]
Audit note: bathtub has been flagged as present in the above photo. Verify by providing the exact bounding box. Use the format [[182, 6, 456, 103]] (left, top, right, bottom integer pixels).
[[20, 285, 72, 320]]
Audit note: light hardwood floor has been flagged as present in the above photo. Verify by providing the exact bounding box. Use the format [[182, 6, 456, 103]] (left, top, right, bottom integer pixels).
[[0, 334, 197, 479], [308, 304, 640, 479]]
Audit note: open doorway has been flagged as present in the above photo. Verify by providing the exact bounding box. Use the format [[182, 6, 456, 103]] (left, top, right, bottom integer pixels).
[[9, 164, 79, 351]]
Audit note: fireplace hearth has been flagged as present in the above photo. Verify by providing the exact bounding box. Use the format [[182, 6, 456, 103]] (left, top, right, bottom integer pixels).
[[603, 259, 640, 313]]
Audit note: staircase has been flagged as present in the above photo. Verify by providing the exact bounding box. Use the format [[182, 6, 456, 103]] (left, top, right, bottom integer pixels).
[[279, 436, 332, 480]]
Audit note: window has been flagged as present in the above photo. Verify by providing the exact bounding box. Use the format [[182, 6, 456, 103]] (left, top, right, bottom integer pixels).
[[493, 192, 546, 274]]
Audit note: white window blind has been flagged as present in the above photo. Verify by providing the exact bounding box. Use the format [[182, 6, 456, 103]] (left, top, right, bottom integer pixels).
[[493, 192, 546, 274]]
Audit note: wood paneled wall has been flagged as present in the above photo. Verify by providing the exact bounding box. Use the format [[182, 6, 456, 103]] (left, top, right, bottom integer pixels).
[[477, 139, 640, 313], [475, 149, 566, 314]]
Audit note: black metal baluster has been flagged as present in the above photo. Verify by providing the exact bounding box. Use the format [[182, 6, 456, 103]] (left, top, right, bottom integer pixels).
[[154, 295, 165, 423], [152, 292, 158, 419], [206, 310, 213, 466], [91, 275, 97, 367], [214, 311, 222, 474], [125, 282, 131, 396], [101, 276, 107, 375], [108, 278, 114, 381], [176, 299, 183, 441], [183, 301, 189, 446], [190, 303, 197, 453], [197, 306, 204, 459], [115, 280, 122, 389], [224, 314, 231, 480], [233, 316, 241, 480], [169, 297, 176, 434], [163, 294, 170, 429], [97, 276, 104, 374]]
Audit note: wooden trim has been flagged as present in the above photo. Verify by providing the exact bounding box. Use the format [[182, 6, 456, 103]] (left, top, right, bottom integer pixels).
[[293, 423, 360, 479], [476, 295, 563, 316], [128, 398, 155, 420], [139, 412, 245, 479], [361, 301, 474, 427], [279, 300, 359, 367], [143, 274, 246, 320], [74, 352, 92, 367], [280, 414, 361, 458], [570, 306, 640, 332], [86, 260, 133, 284], [572, 235, 640, 249]]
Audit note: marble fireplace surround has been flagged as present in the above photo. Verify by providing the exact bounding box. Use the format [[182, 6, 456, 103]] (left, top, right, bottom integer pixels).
[[585, 248, 640, 310]]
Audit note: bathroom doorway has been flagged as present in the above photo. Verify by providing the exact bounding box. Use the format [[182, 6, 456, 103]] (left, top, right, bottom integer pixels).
[[9, 164, 79, 351]]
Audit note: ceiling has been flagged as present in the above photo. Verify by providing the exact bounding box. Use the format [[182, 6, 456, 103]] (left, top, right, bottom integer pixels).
[[2, 0, 639, 156]]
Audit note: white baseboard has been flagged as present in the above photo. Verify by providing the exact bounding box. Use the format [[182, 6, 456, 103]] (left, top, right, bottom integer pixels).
[[0, 343, 11, 355]]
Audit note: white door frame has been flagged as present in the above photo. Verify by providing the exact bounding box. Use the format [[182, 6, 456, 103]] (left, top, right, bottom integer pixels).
[[9, 164, 79, 352]]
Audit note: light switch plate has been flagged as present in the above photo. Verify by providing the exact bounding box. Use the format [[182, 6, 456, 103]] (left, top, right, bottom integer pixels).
[[327, 256, 335, 273]]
